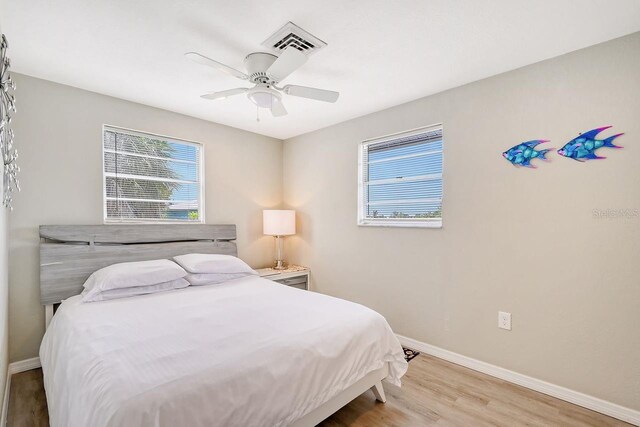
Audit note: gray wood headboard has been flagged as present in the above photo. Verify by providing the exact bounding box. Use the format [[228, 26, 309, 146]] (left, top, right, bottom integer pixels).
[[39, 224, 237, 305]]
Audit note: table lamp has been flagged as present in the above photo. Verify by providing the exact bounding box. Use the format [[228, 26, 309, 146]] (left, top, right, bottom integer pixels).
[[263, 210, 296, 270]]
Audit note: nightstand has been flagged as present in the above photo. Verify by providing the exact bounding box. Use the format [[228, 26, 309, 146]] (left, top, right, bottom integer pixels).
[[256, 265, 310, 290]]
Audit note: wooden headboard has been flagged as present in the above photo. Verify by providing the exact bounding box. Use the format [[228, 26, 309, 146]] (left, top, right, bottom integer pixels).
[[39, 224, 237, 305]]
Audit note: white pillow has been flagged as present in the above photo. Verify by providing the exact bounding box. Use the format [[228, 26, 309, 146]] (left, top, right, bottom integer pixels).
[[82, 259, 187, 302], [185, 272, 254, 286], [173, 254, 257, 275], [83, 278, 190, 302]]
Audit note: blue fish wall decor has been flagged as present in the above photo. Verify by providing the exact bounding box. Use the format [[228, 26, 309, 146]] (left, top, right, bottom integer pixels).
[[557, 126, 624, 161], [502, 140, 552, 168]]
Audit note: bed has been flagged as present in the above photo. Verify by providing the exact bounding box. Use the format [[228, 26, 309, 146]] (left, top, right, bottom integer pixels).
[[38, 224, 408, 427]]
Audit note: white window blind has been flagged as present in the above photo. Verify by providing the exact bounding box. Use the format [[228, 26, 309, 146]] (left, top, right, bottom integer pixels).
[[103, 126, 204, 223], [358, 125, 443, 228]]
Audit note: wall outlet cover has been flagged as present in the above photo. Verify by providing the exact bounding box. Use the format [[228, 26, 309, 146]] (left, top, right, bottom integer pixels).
[[498, 311, 512, 330]]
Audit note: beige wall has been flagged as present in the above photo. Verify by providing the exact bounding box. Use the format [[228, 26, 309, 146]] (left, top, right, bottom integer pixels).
[[0, 15, 9, 410], [283, 33, 640, 410], [8, 74, 283, 361], [0, 111, 7, 416], [0, 172, 6, 413]]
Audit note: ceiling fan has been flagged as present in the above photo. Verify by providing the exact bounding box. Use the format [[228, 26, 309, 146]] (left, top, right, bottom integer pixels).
[[185, 47, 339, 118]]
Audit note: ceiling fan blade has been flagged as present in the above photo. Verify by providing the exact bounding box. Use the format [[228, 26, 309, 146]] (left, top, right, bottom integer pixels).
[[266, 48, 307, 83], [200, 88, 248, 100], [282, 85, 339, 103], [271, 99, 288, 117], [185, 52, 248, 80]]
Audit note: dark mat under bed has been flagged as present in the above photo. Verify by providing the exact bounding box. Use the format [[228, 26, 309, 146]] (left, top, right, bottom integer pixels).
[[402, 346, 420, 362]]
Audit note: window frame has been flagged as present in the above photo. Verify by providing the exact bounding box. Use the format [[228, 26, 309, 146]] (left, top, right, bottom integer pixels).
[[357, 124, 443, 229], [102, 124, 206, 224]]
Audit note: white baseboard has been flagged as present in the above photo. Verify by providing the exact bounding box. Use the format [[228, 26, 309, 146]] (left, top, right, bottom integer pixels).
[[397, 334, 640, 426], [1, 357, 42, 427], [7, 357, 41, 376], [0, 369, 9, 427]]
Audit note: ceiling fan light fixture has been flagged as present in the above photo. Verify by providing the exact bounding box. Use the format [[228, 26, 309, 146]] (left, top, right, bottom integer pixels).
[[247, 87, 281, 109], [188, 31, 339, 118]]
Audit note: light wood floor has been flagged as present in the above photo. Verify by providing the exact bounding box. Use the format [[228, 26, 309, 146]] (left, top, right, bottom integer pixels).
[[7, 354, 630, 427]]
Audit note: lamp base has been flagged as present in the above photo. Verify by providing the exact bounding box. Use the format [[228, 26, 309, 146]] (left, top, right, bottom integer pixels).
[[273, 259, 286, 270], [273, 235, 287, 270]]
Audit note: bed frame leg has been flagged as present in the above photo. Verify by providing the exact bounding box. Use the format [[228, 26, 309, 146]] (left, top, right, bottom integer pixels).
[[370, 381, 386, 403]]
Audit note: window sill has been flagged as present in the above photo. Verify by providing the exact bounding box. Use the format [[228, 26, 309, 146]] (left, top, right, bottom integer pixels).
[[103, 220, 205, 225], [358, 220, 442, 229]]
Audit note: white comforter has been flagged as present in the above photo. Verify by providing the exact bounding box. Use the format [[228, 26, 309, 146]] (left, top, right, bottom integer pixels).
[[40, 276, 407, 427]]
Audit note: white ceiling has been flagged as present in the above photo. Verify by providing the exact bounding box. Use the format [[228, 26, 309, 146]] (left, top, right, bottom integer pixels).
[[2, 0, 640, 140]]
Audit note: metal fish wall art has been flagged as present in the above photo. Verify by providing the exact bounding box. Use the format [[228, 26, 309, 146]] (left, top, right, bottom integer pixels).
[[502, 140, 553, 168], [503, 126, 625, 168], [557, 126, 624, 162]]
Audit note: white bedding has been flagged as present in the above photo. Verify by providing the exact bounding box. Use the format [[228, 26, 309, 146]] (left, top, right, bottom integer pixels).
[[40, 276, 407, 427]]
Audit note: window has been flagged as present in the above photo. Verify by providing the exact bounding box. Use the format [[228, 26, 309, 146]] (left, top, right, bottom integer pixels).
[[358, 125, 443, 228], [103, 126, 204, 223]]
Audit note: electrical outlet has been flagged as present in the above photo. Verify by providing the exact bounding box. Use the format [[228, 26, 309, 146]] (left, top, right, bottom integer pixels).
[[498, 311, 512, 330], [443, 315, 450, 332]]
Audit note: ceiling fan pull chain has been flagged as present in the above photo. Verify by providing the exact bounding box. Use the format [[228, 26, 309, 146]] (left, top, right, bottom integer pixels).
[[256, 105, 260, 122]]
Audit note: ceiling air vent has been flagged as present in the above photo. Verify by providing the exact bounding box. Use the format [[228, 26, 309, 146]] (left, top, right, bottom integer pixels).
[[261, 22, 327, 56]]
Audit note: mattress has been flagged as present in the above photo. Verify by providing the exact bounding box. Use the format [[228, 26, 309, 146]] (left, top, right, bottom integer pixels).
[[40, 275, 407, 427]]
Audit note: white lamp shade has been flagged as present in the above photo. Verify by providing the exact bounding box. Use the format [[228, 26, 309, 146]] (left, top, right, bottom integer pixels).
[[263, 210, 296, 236]]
